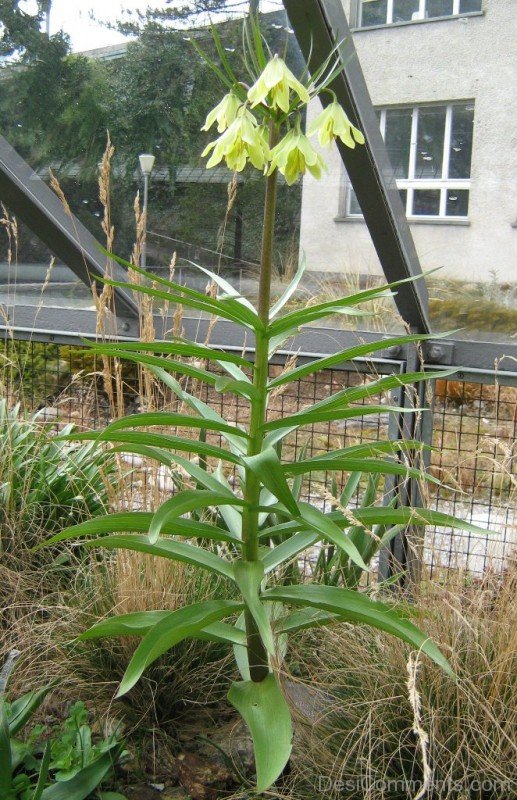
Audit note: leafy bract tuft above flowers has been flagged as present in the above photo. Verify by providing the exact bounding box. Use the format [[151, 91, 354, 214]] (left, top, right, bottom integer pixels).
[[199, 39, 366, 182]]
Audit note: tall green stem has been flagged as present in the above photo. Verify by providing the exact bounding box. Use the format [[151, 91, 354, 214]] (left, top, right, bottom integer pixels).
[[243, 121, 279, 682]]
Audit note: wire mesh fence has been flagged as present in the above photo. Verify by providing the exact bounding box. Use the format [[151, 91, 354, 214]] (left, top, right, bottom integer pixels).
[[1, 335, 515, 580]]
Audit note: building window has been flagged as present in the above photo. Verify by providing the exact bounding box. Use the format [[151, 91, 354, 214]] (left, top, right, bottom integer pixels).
[[358, 0, 482, 28], [347, 102, 474, 220]]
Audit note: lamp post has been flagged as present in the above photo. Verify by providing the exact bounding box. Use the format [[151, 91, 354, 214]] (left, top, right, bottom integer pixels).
[[139, 153, 155, 269]]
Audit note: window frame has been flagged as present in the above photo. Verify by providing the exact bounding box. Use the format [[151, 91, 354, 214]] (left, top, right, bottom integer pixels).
[[344, 102, 474, 222], [353, 0, 483, 29]]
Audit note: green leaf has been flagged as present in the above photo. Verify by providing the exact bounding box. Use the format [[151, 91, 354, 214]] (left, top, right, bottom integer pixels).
[[233, 561, 275, 656], [38, 512, 240, 549], [117, 600, 243, 696], [7, 682, 57, 735], [69, 430, 243, 465], [82, 611, 171, 639], [101, 412, 250, 441], [261, 404, 409, 432], [82, 612, 246, 647], [148, 489, 249, 544], [152, 367, 248, 455], [214, 376, 260, 401], [268, 331, 452, 388], [228, 675, 292, 794], [40, 744, 124, 800], [0, 701, 12, 793], [88, 338, 252, 367], [285, 456, 438, 486], [349, 506, 503, 537], [83, 535, 235, 580], [275, 608, 340, 634], [261, 531, 319, 573], [243, 447, 299, 516], [264, 585, 454, 678], [31, 741, 51, 800], [269, 256, 306, 318], [80, 348, 220, 386], [297, 502, 369, 572], [185, 260, 257, 313]]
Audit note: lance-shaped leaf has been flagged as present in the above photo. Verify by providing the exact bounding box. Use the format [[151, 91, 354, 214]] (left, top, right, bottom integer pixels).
[[148, 489, 249, 544], [262, 404, 410, 433], [233, 561, 275, 656], [185, 260, 258, 313], [344, 506, 502, 537], [268, 331, 452, 388], [228, 674, 292, 794], [297, 502, 369, 571], [82, 535, 234, 580], [98, 275, 263, 332], [40, 743, 124, 800], [303, 369, 456, 415], [65, 430, 243, 466], [215, 376, 261, 401], [38, 511, 240, 549], [262, 530, 319, 573], [284, 456, 439, 486], [243, 446, 299, 516], [6, 681, 58, 735], [269, 256, 306, 319], [264, 584, 454, 678], [82, 611, 246, 647], [275, 607, 340, 634], [101, 412, 250, 441], [88, 338, 252, 367], [83, 347, 220, 386], [153, 367, 248, 455], [300, 439, 432, 464], [117, 600, 243, 696]]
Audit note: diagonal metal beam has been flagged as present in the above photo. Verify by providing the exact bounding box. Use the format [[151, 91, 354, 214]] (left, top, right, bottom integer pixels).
[[0, 134, 139, 320], [283, 0, 431, 333]]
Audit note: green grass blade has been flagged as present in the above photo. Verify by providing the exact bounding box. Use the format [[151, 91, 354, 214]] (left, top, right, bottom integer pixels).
[[228, 674, 293, 794], [117, 601, 243, 696]]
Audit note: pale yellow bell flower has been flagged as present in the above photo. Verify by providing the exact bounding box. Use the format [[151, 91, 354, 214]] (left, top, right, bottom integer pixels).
[[202, 109, 270, 172], [308, 100, 365, 149], [248, 55, 310, 114], [201, 92, 243, 134], [269, 129, 327, 185]]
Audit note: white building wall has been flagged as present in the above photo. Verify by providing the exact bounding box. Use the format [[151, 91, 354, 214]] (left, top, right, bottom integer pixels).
[[300, 0, 517, 282]]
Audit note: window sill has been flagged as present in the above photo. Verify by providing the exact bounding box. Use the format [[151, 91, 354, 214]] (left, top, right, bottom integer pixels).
[[335, 215, 471, 227], [350, 11, 484, 33]]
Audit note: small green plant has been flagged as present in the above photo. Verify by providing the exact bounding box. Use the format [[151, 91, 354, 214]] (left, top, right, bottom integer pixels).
[[0, 400, 114, 552], [0, 651, 127, 800], [40, 20, 496, 794]]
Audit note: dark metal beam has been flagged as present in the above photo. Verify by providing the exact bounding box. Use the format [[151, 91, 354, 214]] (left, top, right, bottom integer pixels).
[[0, 135, 139, 320], [282, 0, 431, 332], [2, 307, 516, 379]]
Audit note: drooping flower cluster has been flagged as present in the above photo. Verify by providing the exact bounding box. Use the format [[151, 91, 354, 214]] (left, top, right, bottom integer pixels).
[[201, 54, 365, 184]]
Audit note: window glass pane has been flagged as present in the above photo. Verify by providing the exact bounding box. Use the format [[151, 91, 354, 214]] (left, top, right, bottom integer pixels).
[[415, 106, 446, 178], [412, 189, 441, 215], [459, 0, 482, 11], [398, 189, 408, 210], [446, 189, 469, 216], [426, 0, 454, 17], [349, 190, 362, 215], [448, 104, 474, 178], [393, 0, 420, 22], [360, 0, 388, 27], [384, 108, 412, 178]]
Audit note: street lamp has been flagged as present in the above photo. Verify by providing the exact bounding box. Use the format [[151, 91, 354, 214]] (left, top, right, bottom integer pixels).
[[139, 153, 155, 269]]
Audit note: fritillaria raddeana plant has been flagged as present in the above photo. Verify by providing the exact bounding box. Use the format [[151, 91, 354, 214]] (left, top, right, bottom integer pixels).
[[42, 22, 491, 794]]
